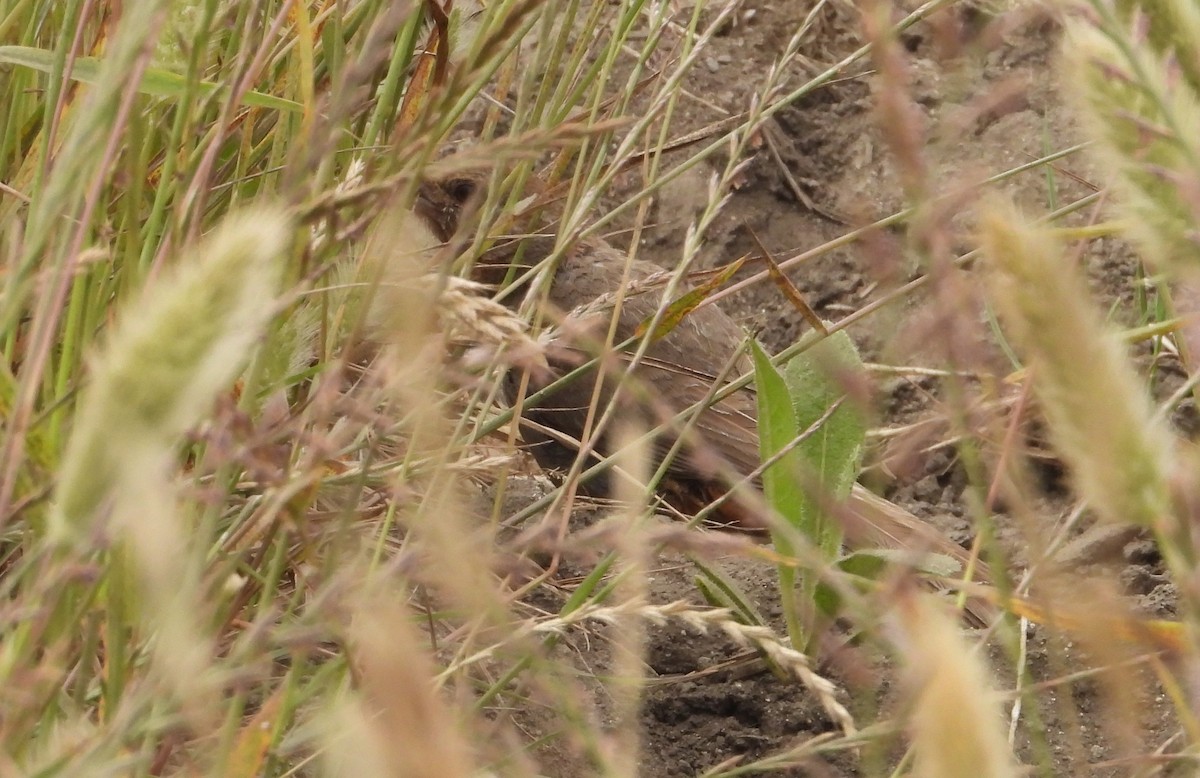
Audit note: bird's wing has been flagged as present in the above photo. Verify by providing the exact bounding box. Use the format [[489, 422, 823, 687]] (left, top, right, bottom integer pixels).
[[617, 351, 763, 483]]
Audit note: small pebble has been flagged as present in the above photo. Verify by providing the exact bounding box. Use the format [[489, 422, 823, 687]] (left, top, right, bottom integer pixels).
[[718, 54, 732, 64], [705, 57, 720, 72]]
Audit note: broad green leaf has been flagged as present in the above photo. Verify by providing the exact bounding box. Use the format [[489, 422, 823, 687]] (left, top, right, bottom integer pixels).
[[784, 329, 867, 558], [0, 45, 302, 113], [847, 548, 963, 579], [814, 549, 962, 617], [753, 333, 868, 649], [751, 339, 808, 649], [752, 332, 867, 552], [837, 548, 893, 579], [751, 340, 807, 543], [813, 550, 888, 618]]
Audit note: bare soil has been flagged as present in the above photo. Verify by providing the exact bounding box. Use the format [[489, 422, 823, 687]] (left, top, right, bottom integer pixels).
[[478, 0, 1186, 774]]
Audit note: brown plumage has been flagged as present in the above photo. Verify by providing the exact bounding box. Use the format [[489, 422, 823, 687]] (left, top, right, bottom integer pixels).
[[418, 170, 767, 531], [416, 168, 995, 622]]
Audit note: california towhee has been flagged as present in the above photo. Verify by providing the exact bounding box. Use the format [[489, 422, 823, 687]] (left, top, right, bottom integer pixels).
[[416, 166, 994, 622], [417, 169, 767, 532]]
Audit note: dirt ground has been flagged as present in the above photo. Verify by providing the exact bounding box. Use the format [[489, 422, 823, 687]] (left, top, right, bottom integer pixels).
[[475, 0, 1185, 774]]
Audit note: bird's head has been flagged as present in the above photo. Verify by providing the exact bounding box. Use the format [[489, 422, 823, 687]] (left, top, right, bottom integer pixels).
[[414, 170, 488, 242], [412, 164, 560, 289]]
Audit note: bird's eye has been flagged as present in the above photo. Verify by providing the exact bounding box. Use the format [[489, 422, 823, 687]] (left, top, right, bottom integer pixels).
[[445, 178, 476, 203]]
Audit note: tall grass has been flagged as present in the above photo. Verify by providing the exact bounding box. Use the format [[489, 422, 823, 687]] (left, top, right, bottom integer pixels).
[[0, 0, 1198, 775]]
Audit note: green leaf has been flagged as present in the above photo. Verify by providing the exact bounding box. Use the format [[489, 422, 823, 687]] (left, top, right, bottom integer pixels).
[[753, 333, 869, 648], [840, 547, 962, 579], [836, 549, 893, 579], [814, 549, 963, 616], [783, 329, 867, 557], [692, 565, 791, 682], [751, 339, 809, 649], [813, 551, 887, 617], [752, 332, 867, 554], [750, 339, 807, 546], [690, 557, 767, 626], [0, 45, 302, 113]]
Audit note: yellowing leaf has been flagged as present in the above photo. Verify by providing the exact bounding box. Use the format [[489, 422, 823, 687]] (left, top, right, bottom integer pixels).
[[635, 255, 746, 341]]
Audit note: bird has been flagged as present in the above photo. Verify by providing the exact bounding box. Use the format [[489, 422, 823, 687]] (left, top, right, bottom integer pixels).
[[416, 168, 769, 532], [414, 165, 994, 622]]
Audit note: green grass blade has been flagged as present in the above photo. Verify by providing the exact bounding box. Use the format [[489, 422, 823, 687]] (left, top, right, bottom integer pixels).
[[0, 45, 302, 112]]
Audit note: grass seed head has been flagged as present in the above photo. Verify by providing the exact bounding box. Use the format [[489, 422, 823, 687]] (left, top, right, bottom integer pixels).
[[891, 585, 1019, 778], [1063, 16, 1200, 276], [980, 199, 1174, 531], [51, 207, 290, 543]]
